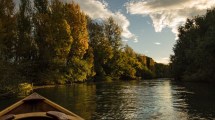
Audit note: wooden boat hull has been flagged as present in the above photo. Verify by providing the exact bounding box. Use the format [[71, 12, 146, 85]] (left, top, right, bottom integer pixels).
[[0, 93, 84, 120]]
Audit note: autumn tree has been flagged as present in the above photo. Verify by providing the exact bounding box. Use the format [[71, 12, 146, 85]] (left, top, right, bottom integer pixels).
[[64, 3, 92, 82], [64, 3, 88, 58]]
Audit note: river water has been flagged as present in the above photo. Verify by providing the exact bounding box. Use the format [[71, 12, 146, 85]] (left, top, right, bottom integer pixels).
[[1, 79, 215, 120]]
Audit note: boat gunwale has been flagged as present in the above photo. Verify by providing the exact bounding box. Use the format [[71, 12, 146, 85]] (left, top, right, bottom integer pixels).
[[0, 100, 24, 116], [0, 93, 84, 120]]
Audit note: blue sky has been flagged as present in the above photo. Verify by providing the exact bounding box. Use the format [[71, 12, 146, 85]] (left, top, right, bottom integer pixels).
[[104, 0, 175, 64], [68, 0, 215, 64]]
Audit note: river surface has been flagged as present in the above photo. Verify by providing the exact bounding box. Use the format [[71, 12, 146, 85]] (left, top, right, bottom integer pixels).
[[1, 79, 215, 120]]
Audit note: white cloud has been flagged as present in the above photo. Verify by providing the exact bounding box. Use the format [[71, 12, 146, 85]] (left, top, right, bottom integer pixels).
[[64, 0, 137, 42], [98, 0, 108, 7], [133, 36, 139, 43], [122, 39, 129, 42], [154, 42, 161, 45], [126, 0, 215, 39], [112, 12, 137, 41], [156, 57, 170, 64]]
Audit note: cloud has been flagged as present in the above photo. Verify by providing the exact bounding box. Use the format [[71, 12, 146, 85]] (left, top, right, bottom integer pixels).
[[126, 0, 215, 39], [156, 57, 170, 64], [122, 39, 129, 42], [154, 42, 161, 45], [112, 12, 137, 41], [133, 36, 139, 43], [64, 0, 137, 42], [98, 0, 108, 7]]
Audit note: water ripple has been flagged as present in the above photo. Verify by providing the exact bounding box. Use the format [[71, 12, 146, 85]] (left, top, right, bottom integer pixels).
[[31, 80, 215, 120]]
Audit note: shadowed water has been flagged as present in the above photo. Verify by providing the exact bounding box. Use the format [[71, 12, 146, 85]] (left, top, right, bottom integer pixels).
[[1, 79, 215, 120]]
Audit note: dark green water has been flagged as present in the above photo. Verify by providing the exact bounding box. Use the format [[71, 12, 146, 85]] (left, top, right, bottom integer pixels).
[[1, 79, 215, 120]]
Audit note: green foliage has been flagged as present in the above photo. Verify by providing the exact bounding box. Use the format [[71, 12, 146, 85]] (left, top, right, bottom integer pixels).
[[33, 0, 73, 84], [105, 17, 122, 50], [0, 60, 27, 96], [120, 46, 157, 79], [63, 2, 92, 83], [87, 18, 113, 79], [66, 57, 91, 82], [0, 0, 16, 61], [0, 0, 170, 95], [87, 16, 168, 80], [0, 0, 92, 86], [171, 8, 215, 82], [155, 63, 170, 78], [0, 0, 22, 95]]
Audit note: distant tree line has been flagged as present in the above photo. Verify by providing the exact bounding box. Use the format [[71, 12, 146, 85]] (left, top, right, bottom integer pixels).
[[0, 0, 169, 94], [170, 8, 215, 82]]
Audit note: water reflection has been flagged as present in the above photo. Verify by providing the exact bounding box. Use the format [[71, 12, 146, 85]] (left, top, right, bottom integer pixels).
[[1, 80, 215, 120], [181, 82, 215, 119], [35, 84, 97, 120]]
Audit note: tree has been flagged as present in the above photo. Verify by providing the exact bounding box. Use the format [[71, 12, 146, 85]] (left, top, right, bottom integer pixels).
[[33, 0, 52, 83], [64, 2, 91, 82], [105, 17, 122, 50], [104, 17, 124, 79], [64, 3, 88, 58], [46, 0, 73, 84], [171, 8, 215, 82], [16, 0, 38, 82], [155, 63, 170, 78], [0, 0, 21, 94], [87, 18, 113, 79], [0, 0, 16, 61], [33, 0, 73, 84]]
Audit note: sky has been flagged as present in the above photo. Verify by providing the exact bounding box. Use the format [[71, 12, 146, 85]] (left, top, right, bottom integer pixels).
[[65, 0, 215, 64]]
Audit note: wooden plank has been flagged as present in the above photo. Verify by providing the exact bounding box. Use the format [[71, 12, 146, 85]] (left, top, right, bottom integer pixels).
[[13, 112, 51, 119], [46, 111, 69, 119]]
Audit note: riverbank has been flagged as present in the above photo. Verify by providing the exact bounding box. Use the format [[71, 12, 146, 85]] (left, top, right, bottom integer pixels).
[[0, 78, 173, 98], [33, 85, 57, 90]]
